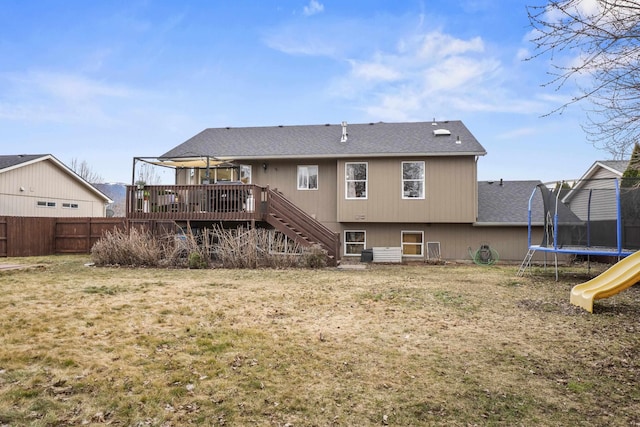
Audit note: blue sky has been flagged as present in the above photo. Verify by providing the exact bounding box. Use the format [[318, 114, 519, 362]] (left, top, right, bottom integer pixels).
[[0, 0, 610, 184]]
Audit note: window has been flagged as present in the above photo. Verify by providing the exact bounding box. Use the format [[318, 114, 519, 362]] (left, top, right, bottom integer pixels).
[[37, 201, 56, 208], [240, 165, 252, 184], [344, 230, 366, 256], [402, 161, 425, 199], [62, 202, 79, 209], [402, 231, 424, 256], [297, 165, 318, 190], [346, 162, 367, 199], [215, 167, 233, 182]]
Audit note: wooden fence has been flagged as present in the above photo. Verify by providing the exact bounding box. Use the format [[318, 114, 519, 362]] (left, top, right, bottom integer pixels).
[[0, 217, 127, 257]]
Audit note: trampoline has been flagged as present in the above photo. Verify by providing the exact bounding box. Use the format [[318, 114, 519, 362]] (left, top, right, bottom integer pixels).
[[521, 177, 640, 278]]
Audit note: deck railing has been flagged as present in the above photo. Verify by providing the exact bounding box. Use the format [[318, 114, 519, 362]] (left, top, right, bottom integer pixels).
[[126, 184, 265, 221]]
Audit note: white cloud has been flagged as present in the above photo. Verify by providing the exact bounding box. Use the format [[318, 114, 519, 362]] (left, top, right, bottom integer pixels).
[[544, 0, 602, 22], [0, 71, 135, 125], [28, 71, 131, 102], [515, 47, 529, 61], [349, 60, 401, 82], [263, 24, 337, 56], [326, 28, 531, 121], [417, 32, 484, 59], [303, 0, 324, 16], [495, 127, 537, 140]]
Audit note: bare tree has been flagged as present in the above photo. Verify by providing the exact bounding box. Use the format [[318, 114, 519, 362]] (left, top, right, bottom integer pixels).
[[70, 158, 104, 183], [527, 0, 640, 158], [135, 163, 162, 185]]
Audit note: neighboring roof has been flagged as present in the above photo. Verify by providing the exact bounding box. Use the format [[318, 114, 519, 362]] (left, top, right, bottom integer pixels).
[[159, 121, 487, 162], [0, 154, 112, 203], [573, 160, 628, 183], [598, 160, 629, 175], [562, 159, 629, 202], [476, 180, 544, 226], [0, 154, 47, 170]]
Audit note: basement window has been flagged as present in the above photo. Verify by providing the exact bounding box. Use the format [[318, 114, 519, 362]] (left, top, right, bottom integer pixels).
[[37, 201, 56, 208], [344, 230, 366, 256], [62, 202, 79, 209], [401, 231, 424, 256]]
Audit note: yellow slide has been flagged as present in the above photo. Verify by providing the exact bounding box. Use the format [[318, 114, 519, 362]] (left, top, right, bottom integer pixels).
[[570, 250, 640, 313]]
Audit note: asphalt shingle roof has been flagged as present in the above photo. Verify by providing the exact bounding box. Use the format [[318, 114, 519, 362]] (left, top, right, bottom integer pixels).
[[598, 160, 628, 174], [477, 180, 543, 225], [160, 121, 486, 160], [0, 154, 48, 171]]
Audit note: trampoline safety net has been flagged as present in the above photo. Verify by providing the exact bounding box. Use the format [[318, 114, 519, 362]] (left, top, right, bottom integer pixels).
[[535, 178, 640, 251]]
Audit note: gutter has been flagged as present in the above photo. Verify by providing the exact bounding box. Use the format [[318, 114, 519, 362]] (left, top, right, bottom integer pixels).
[[473, 222, 544, 227], [213, 151, 488, 161]]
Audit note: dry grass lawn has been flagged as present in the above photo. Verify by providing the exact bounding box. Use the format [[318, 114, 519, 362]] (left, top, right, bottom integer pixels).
[[0, 255, 639, 426]]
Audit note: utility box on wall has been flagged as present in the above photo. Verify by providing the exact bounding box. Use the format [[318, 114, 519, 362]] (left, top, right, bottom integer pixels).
[[372, 247, 402, 263]]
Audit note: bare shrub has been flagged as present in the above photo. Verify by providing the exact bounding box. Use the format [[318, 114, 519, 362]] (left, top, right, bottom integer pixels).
[[91, 224, 329, 269], [211, 226, 258, 268], [163, 226, 211, 269], [256, 229, 305, 268], [300, 244, 328, 269], [211, 226, 325, 269], [91, 227, 164, 267]]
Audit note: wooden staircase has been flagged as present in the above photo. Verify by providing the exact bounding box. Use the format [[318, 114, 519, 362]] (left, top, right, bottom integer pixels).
[[264, 188, 340, 265]]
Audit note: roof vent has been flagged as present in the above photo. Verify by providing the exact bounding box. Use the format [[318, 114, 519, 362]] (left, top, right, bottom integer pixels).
[[433, 128, 451, 136], [341, 121, 348, 143], [432, 118, 437, 126], [455, 135, 461, 144]]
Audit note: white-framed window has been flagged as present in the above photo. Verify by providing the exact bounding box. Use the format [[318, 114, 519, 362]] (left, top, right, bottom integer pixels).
[[62, 202, 79, 209], [344, 230, 366, 256], [37, 201, 56, 208], [401, 231, 424, 256], [297, 165, 318, 190], [240, 165, 252, 184], [345, 162, 367, 199], [402, 161, 425, 199]]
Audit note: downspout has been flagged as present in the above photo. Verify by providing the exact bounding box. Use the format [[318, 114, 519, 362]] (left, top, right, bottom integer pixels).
[[474, 156, 479, 221]]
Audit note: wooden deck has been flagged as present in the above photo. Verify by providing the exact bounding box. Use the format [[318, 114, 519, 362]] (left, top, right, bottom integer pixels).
[[126, 184, 266, 222]]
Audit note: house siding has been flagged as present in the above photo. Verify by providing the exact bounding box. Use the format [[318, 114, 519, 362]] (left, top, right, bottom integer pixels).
[[0, 161, 106, 217], [340, 222, 548, 262], [337, 156, 477, 223], [565, 176, 619, 221], [253, 159, 339, 230]]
